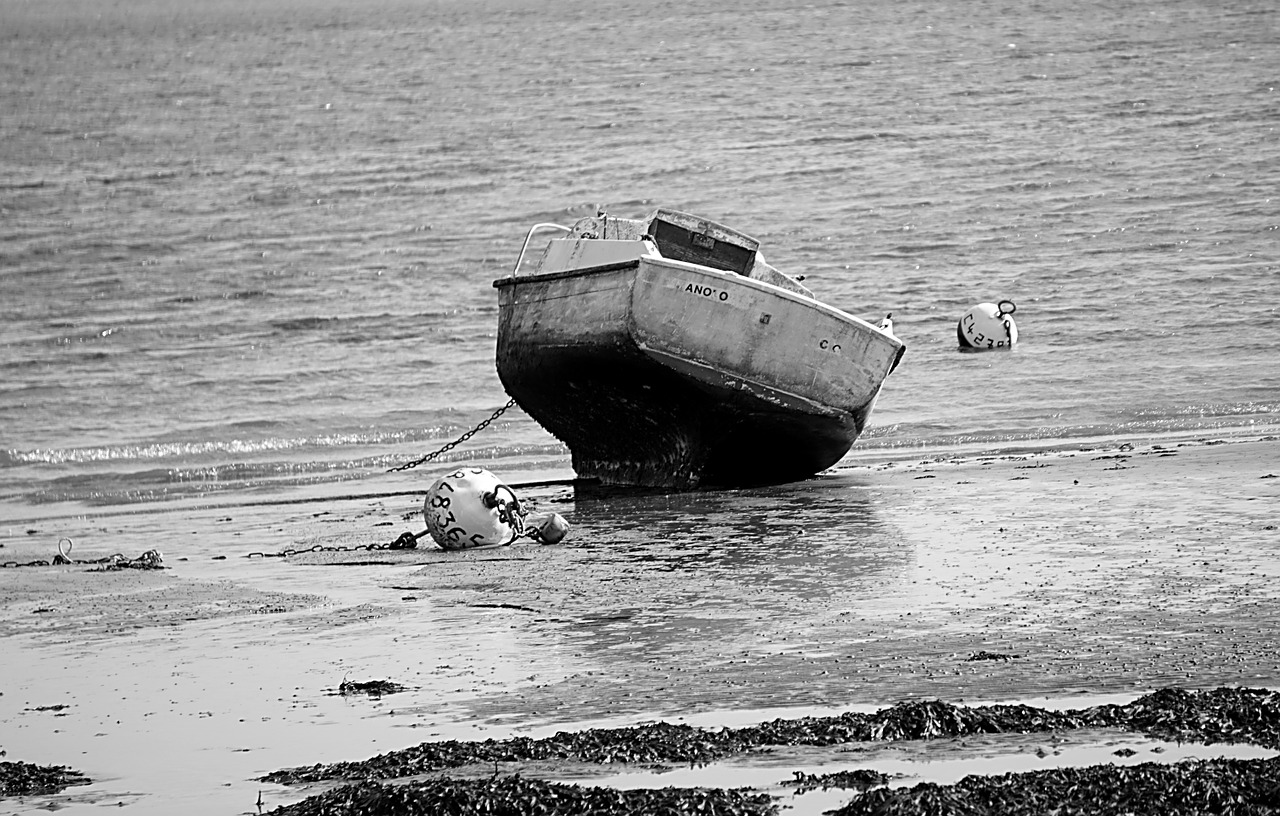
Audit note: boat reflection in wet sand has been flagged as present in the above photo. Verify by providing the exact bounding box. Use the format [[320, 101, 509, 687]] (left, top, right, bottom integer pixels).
[[492, 208, 905, 489]]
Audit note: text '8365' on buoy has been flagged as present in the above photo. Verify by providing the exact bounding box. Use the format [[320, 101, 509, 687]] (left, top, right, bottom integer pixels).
[[423, 467, 570, 550], [957, 300, 1017, 350], [425, 468, 523, 550]]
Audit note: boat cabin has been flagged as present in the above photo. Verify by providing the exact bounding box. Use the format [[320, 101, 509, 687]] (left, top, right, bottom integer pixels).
[[520, 209, 815, 299]]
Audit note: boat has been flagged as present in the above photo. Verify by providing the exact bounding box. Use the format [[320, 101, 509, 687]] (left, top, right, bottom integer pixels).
[[491, 208, 906, 489]]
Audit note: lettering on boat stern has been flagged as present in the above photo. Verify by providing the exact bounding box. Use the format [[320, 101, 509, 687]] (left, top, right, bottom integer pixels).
[[683, 282, 730, 301]]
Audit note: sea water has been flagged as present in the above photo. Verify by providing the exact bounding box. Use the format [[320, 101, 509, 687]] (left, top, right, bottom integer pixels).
[[2, 0, 1278, 523]]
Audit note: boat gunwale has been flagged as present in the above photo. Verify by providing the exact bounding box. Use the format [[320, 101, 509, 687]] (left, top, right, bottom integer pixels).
[[492, 259, 641, 289], [494, 256, 903, 349]]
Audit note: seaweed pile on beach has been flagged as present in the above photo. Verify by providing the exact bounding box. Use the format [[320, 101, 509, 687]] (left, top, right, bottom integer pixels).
[[335, 679, 408, 698], [270, 775, 775, 816], [265, 687, 1280, 785], [0, 761, 91, 797], [1108, 687, 1280, 748], [264, 687, 1280, 815], [268, 758, 1280, 816], [834, 756, 1280, 815]]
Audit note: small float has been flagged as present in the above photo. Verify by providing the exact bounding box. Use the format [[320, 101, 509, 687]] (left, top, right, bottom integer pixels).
[[492, 208, 906, 489]]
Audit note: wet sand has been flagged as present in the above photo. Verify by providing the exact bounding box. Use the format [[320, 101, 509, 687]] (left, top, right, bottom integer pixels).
[[1, 434, 1277, 814]]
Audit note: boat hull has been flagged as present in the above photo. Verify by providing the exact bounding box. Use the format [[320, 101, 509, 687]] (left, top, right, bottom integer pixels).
[[493, 257, 903, 488]]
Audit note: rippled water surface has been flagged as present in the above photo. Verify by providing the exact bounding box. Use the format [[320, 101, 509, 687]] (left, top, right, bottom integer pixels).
[[2, 0, 1278, 516]]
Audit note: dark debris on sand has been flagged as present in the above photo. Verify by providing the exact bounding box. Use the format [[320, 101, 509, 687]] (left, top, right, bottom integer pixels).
[[335, 679, 408, 698], [268, 775, 775, 816], [0, 760, 91, 797], [264, 687, 1280, 815], [965, 650, 1018, 662]]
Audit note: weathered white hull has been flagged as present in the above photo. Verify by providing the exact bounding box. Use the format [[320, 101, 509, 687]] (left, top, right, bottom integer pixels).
[[494, 255, 904, 488]]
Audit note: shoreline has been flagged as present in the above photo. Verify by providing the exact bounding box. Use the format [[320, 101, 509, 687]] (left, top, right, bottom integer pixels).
[[2, 434, 1278, 814]]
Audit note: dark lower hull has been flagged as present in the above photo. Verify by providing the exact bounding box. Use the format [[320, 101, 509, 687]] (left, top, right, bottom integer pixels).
[[497, 343, 869, 489]]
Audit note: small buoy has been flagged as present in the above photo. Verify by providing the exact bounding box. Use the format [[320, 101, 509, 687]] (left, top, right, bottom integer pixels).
[[957, 300, 1017, 350], [526, 512, 571, 545], [424, 467, 523, 551]]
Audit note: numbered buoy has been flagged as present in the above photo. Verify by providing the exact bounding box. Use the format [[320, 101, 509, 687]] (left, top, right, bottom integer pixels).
[[424, 467, 523, 551], [957, 300, 1017, 350]]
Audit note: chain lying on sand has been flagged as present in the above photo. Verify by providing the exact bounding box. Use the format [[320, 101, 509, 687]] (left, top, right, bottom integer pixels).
[[1, 538, 164, 570], [245, 531, 426, 559]]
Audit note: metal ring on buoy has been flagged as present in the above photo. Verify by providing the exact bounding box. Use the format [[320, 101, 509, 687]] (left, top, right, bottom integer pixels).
[[424, 467, 523, 551], [957, 300, 1018, 350]]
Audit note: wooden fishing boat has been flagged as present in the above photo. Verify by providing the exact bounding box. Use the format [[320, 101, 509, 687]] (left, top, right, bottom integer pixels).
[[492, 208, 905, 489]]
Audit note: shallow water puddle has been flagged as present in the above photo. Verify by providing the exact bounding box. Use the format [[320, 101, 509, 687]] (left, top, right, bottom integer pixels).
[[558, 730, 1278, 815]]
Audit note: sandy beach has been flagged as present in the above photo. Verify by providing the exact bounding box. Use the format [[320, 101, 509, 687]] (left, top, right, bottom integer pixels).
[[2, 433, 1278, 814]]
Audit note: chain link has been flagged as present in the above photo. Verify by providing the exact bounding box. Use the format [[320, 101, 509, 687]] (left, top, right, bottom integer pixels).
[[2, 538, 164, 570], [246, 529, 426, 559], [387, 399, 517, 473], [999, 300, 1017, 346]]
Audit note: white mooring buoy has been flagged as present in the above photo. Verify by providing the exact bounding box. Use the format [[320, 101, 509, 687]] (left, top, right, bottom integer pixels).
[[423, 467, 570, 550], [957, 300, 1017, 350], [424, 467, 524, 550]]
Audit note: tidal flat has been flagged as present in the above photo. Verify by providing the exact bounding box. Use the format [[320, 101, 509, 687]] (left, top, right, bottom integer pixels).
[[1, 436, 1277, 814]]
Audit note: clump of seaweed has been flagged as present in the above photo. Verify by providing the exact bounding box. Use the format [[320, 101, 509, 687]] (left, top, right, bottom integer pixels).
[[267, 775, 776, 816], [0, 761, 91, 797], [335, 679, 408, 698], [264, 721, 738, 784], [784, 769, 890, 793], [966, 650, 1019, 661], [734, 698, 1097, 746], [831, 756, 1280, 816], [1111, 687, 1280, 749]]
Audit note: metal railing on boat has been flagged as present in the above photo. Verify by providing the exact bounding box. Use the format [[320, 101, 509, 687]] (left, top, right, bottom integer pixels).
[[511, 222, 571, 276]]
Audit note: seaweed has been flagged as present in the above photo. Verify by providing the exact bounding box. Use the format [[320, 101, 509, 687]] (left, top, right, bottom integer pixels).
[[336, 679, 408, 698], [832, 756, 1280, 816], [783, 768, 891, 793], [0, 761, 91, 797], [1113, 687, 1280, 748], [264, 721, 739, 783], [267, 775, 776, 816], [965, 651, 1018, 662], [265, 687, 1280, 784]]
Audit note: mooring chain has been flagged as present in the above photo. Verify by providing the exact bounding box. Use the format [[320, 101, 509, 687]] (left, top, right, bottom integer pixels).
[[247, 495, 552, 559], [486, 483, 527, 539], [245, 533, 424, 559], [247, 525, 550, 559], [387, 399, 517, 473], [2, 538, 164, 570]]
